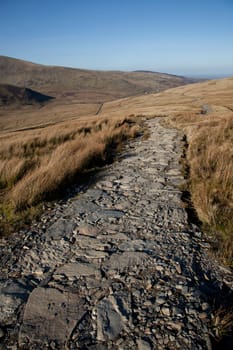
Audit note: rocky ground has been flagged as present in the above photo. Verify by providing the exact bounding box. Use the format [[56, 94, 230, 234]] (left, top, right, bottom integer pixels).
[[0, 118, 232, 350]]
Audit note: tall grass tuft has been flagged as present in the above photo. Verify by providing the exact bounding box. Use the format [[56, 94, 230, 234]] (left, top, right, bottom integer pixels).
[[169, 113, 233, 267], [0, 115, 141, 233]]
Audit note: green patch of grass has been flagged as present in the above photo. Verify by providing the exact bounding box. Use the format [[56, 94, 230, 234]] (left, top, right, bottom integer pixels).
[[0, 201, 42, 236]]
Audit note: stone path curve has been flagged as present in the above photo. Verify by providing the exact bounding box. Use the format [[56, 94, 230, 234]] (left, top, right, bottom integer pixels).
[[0, 118, 232, 349]]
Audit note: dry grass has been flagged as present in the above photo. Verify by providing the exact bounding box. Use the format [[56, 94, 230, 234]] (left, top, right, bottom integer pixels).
[[0, 115, 141, 233], [188, 116, 233, 225], [189, 116, 233, 266], [0, 101, 101, 133], [1, 76, 233, 264], [168, 112, 233, 267], [211, 306, 233, 342], [141, 77, 233, 267]]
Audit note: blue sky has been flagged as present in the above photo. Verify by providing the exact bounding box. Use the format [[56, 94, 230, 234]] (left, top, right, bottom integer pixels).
[[1, 0, 233, 76]]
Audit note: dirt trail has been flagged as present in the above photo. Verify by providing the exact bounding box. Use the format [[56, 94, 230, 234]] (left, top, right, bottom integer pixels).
[[95, 102, 104, 115], [0, 118, 232, 349]]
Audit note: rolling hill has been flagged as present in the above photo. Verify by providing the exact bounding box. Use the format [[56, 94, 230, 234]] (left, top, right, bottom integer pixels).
[[0, 56, 195, 103], [0, 75, 232, 269], [0, 84, 54, 106], [99, 76, 233, 118]]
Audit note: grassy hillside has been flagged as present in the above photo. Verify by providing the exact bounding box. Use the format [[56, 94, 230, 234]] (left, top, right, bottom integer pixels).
[[99, 77, 233, 266], [0, 75, 232, 266], [0, 56, 194, 102], [0, 84, 54, 106], [0, 115, 142, 234]]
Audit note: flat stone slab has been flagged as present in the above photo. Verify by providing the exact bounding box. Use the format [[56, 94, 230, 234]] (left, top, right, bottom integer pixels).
[[47, 218, 76, 240], [0, 279, 32, 324], [19, 287, 85, 347], [103, 251, 151, 274], [96, 297, 125, 341], [54, 262, 101, 279], [69, 199, 100, 215], [77, 223, 99, 237]]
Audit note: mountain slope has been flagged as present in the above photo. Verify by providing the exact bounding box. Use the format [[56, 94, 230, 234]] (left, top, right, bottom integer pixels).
[[0, 84, 54, 106], [0, 56, 194, 102], [99, 77, 233, 118]]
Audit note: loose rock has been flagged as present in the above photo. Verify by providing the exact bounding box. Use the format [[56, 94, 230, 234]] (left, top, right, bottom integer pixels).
[[0, 118, 232, 349]]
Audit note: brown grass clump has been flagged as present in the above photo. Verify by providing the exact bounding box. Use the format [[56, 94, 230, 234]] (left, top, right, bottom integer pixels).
[[0, 115, 141, 233], [156, 79, 233, 267], [188, 116, 233, 266], [211, 306, 233, 343], [169, 112, 233, 267]]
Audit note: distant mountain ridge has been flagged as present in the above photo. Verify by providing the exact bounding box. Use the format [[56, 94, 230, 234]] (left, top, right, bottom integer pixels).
[[0, 56, 195, 103], [133, 70, 185, 77]]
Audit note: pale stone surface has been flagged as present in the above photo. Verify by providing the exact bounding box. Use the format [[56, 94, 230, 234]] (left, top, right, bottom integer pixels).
[[47, 218, 76, 240], [78, 223, 99, 236], [19, 287, 85, 347], [96, 298, 124, 341], [103, 251, 150, 274], [55, 262, 101, 278], [137, 338, 152, 350]]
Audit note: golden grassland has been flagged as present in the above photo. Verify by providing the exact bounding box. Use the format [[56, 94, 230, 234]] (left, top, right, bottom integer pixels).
[[0, 100, 101, 132], [162, 81, 233, 267], [99, 77, 233, 266], [0, 77, 233, 267], [169, 113, 233, 267], [0, 115, 141, 234]]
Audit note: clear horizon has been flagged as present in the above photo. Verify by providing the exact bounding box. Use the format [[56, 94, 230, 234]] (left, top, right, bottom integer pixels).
[[1, 0, 233, 77]]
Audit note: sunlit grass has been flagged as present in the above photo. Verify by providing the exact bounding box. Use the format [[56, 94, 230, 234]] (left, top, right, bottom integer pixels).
[[0, 115, 142, 234], [169, 113, 233, 267]]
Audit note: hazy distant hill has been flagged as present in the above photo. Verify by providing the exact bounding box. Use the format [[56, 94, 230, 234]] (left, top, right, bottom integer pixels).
[[0, 56, 195, 103], [0, 84, 54, 106]]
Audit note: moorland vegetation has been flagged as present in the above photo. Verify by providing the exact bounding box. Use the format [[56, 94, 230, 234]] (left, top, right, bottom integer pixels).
[[0, 58, 232, 267]]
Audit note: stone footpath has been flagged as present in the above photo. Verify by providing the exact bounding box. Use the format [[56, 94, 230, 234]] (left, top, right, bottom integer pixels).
[[0, 118, 232, 350]]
